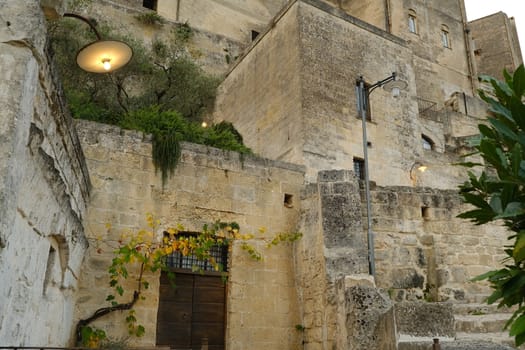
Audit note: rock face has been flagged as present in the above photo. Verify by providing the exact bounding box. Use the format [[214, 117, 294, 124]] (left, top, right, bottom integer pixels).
[[0, 1, 90, 346]]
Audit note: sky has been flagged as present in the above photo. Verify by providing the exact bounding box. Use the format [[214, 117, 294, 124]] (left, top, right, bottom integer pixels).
[[463, 0, 525, 53]]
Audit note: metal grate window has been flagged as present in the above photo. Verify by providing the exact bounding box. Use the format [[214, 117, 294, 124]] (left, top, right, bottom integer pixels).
[[163, 233, 229, 272], [353, 157, 365, 180]]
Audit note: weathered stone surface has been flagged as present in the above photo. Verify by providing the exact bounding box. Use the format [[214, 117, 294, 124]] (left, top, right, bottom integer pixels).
[[341, 284, 397, 350], [395, 302, 455, 338], [0, 0, 89, 346], [75, 119, 305, 349]]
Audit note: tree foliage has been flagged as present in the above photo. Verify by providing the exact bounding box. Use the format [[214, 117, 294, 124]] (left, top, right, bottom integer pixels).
[[48, 16, 249, 184], [458, 65, 525, 346]]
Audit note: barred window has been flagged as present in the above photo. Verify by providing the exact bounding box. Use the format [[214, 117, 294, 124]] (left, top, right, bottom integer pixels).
[[163, 232, 229, 272], [353, 157, 365, 180]]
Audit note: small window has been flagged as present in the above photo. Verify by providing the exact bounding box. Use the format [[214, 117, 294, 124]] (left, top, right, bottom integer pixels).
[[353, 157, 365, 180], [421, 206, 430, 220], [422, 134, 434, 150], [284, 193, 293, 208], [163, 232, 229, 272], [143, 0, 157, 10], [251, 30, 260, 41], [408, 9, 417, 34], [441, 25, 450, 48]]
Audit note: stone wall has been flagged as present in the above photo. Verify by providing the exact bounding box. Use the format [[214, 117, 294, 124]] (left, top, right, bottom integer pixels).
[[215, 0, 425, 185], [71, 0, 246, 76], [370, 185, 508, 303], [321, 0, 387, 30], [74, 120, 305, 349], [215, 1, 304, 167], [0, 1, 90, 346], [470, 12, 524, 80], [390, 0, 475, 105], [297, 0, 418, 184]]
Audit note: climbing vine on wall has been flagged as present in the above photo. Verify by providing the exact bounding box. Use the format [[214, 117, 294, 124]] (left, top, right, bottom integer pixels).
[[78, 214, 302, 347]]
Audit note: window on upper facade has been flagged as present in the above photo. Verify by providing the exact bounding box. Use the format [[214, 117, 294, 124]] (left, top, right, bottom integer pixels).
[[353, 157, 365, 180], [408, 10, 417, 34], [422, 134, 434, 150], [143, 0, 157, 11], [441, 25, 450, 48]]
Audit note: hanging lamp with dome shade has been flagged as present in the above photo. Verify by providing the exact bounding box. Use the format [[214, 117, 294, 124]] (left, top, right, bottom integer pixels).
[[64, 13, 133, 73]]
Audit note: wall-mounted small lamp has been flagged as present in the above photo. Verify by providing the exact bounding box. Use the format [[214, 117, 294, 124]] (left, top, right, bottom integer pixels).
[[383, 78, 408, 98], [410, 162, 428, 182], [64, 13, 133, 73]]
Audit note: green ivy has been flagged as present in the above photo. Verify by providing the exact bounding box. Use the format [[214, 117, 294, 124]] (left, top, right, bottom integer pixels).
[[134, 12, 164, 25], [121, 107, 251, 185]]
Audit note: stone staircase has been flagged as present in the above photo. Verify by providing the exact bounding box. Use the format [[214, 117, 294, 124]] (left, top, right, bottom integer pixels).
[[453, 303, 519, 349], [397, 302, 521, 350]]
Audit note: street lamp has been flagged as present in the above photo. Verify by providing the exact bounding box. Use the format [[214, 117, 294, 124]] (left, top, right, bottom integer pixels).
[[410, 161, 428, 183], [355, 72, 407, 277], [64, 13, 133, 73]]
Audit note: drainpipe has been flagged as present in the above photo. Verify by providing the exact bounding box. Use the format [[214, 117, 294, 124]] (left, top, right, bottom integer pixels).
[[384, 0, 392, 33], [458, 0, 476, 95]]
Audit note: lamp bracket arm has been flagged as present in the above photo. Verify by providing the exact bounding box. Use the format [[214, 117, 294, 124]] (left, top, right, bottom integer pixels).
[[64, 13, 102, 40]]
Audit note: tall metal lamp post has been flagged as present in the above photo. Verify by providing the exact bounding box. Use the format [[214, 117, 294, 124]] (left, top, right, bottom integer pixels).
[[355, 72, 407, 277]]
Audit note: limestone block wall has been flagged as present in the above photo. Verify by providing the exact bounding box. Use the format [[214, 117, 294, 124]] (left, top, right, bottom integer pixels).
[[215, 0, 433, 186], [73, 0, 246, 76], [74, 120, 304, 349], [214, 1, 304, 166], [0, 1, 90, 346], [297, 1, 419, 185], [470, 12, 524, 80], [370, 185, 508, 303], [321, 0, 388, 31], [295, 170, 370, 349], [391, 0, 475, 104]]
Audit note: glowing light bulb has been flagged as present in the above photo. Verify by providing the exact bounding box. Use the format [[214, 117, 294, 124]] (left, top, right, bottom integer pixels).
[[418, 165, 428, 172], [201, 122, 208, 128], [102, 59, 111, 71]]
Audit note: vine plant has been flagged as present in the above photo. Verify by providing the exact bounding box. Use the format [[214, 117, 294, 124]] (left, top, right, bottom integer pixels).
[[78, 214, 301, 347]]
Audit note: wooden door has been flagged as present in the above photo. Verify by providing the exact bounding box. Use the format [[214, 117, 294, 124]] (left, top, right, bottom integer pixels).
[[156, 271, 226, 350]]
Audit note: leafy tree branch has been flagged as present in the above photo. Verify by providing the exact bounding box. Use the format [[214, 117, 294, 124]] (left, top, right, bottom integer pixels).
[[458, 64, 525, 346]]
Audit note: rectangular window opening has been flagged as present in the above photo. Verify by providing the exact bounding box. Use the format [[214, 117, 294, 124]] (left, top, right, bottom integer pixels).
[[353, 158, 365, 180], [143, 0, 157, 11], [408, 16, 417, 33], [421, 206, 430, 220], [441, 30, 450, 48]]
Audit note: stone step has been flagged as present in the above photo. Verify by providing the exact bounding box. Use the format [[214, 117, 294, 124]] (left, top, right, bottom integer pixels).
[[455, 313, 510, 333], [398, 337, 516, 350], [452, 303, 514, 316], [456, 332, 525, 349]]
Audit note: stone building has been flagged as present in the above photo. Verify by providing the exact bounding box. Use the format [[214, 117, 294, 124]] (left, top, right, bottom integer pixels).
[[1, 0, 524, 349], [469, 11, 524, 80]]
